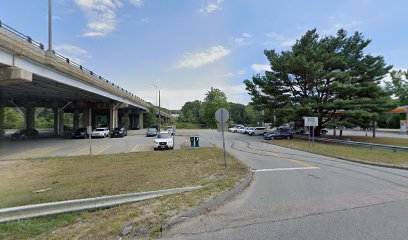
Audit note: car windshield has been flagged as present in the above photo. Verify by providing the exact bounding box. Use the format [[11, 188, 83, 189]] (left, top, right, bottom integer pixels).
[[148, 128, 156, 132], [156, 133, 171, 139], [95, 129, 104, 131], [114, 128, 121, 131]]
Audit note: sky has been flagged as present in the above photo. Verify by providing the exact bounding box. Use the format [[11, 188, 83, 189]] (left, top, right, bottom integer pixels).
[[1, 0, 407, 109]]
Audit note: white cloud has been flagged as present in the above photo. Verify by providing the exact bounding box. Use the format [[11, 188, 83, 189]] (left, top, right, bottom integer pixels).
[[263, 32, 296, 48], [200, 0, 224, 14], [129, 0, 143, 7], [74, 0, 123, 37], [251, 64, 270, 73], [54, 44, 91, 64], [141, 17, 150, 23], [135, 84, 250, 109], [74, 0, 145, 37], [230, 32, 253, 46], [220, 70, 247, 78], [320, 15, 363, 36], [176, 45, 230, 69]]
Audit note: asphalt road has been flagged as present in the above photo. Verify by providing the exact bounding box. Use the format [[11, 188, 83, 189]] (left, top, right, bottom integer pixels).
[[0, 131, 194, 160], [166, 130, 408, 240]]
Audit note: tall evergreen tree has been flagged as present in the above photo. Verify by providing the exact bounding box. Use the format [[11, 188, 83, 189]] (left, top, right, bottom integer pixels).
[[244, 29, 392, 135]]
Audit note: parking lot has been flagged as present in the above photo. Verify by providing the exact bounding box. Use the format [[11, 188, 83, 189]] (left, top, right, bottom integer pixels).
[[0, 130, 198, 161]]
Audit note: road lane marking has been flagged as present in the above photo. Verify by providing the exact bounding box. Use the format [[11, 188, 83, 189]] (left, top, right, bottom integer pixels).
[[247, 143, 315, 168], [69, 145, 111, 156], [131, 144, 153, 152], [131, 144, 139, 152], [7, 147, 61, 160], [94, 145, 111, 155], [253, 167, 320, 172], [6, 147, 61, 159]]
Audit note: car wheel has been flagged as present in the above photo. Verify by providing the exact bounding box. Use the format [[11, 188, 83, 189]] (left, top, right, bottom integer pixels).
[[270, 136, 274, 140], [251, 132, 255, 136]]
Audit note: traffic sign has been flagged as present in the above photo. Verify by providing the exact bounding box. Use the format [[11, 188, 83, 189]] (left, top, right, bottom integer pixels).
[[215, 108, 229, 123], [304, 117, 318, 127]]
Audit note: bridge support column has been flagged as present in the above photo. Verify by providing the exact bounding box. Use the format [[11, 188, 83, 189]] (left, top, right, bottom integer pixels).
[[25, 107, 35, 129], [83, 108, 90, 128], [92, 110, 97, 130], [124, 111, 130, 129], [0, 100, 4, 138], [109, 104, 118, 130], [139, 112, 144, 129], [53, 108, 58, 135], [57, 109, 64, 136], [73, 109, 80, 130]]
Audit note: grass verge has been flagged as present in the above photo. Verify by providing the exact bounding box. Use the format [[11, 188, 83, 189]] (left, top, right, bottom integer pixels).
[[0, 147, 247, 239], [320, 135, 408, 147], [267, 139, 408, 167]]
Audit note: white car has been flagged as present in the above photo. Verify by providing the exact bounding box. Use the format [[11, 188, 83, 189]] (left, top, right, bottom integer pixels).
[[247, 127, 267, 136], [91, 127, 109, 138], [154, 132, 174, 150], [228, 125, 244, 133]]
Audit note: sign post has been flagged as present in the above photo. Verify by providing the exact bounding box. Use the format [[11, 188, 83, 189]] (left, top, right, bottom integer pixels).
[[215, 108, 229, 168], [172, 125, 176, 152], [304, 117, 318, 147], [87, 126, 93, 156]]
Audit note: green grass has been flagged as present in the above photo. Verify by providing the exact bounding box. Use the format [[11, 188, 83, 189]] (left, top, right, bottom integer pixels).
[[267, 139, 408, 167], [0, 147, 247, 239], [321, 135, 408, 147]]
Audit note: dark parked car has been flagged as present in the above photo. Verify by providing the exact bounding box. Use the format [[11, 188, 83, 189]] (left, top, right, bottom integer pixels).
[[71, 128, 88, 139], [10, 128, 39, 140], [264, 131, 293, 140], [146, 128, 158, 137], [277, 126, 293, 133], [111, 127, 127, 138]]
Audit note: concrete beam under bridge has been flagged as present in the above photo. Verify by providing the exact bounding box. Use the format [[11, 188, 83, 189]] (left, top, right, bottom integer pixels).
[[0, 67, 32, 86]]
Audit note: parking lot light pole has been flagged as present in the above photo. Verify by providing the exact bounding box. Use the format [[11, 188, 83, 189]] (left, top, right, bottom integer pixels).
[[158, 90, 161, 132], [48, 0, 52, 51]]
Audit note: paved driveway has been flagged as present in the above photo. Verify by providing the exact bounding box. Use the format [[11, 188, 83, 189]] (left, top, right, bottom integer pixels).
[[166, 130, 408, 240], [0, 133, 192, 160]]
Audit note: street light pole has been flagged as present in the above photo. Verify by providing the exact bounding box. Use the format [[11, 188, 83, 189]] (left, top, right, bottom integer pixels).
[[158, 90, 161, 132], [48, 0, 52, 51]]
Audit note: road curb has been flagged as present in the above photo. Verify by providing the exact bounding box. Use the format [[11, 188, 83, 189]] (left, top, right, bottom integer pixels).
[[161, 165, 253, 234], [278, 144, 408, 171], [0, 186, 203, 223]]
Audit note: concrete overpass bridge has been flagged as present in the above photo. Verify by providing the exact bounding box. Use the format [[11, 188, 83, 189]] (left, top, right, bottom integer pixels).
[[0, 21, 171, 137]]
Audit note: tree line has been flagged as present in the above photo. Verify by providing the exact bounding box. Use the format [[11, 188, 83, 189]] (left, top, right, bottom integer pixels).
[[178, 87, 263, 128]]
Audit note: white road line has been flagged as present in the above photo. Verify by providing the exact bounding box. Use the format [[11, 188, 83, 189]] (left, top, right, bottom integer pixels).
[[253, 167, 320, 172]]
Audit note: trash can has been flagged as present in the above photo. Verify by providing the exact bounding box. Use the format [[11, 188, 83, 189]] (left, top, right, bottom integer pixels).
[[190, 136, 195, 147], [194, 136, 199, 147]]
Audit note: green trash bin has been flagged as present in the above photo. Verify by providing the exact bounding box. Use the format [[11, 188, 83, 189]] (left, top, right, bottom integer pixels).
[[190, 136, 195, 147]]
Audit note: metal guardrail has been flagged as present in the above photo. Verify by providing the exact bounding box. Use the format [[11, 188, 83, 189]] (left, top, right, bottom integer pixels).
[[0, 20, 150, 107], [295, 135, 408, 152], [0, 186, 203, 223]]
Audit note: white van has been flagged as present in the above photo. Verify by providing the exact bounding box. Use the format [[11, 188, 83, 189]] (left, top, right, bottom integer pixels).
[[247, 127, 266, 136]]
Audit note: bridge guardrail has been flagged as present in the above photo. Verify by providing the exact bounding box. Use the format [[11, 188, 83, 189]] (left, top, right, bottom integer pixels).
[[295, 135, 408, 152], [0, 20, 151, 108]]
